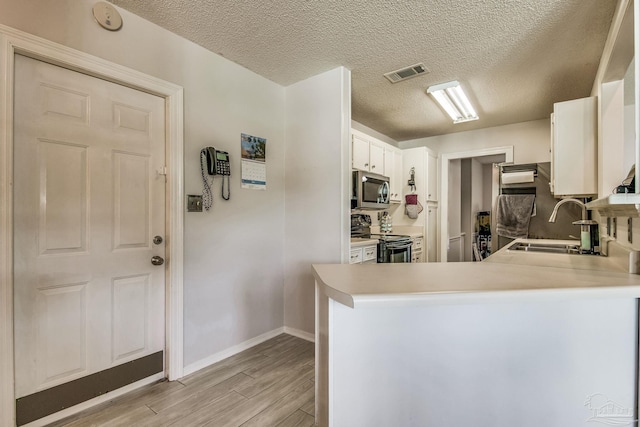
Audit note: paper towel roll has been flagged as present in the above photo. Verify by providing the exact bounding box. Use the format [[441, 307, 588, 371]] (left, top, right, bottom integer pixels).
[[501, 170, 535, 184]]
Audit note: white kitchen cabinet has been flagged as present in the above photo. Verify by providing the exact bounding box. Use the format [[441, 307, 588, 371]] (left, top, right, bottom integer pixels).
[[427, 152, 438, 201], [352, 133, 385, 174], [350, 244, 377, 264], [352, 134, 371, 171], [349, 248, 363, 264], [551, 96, 597, 197], [351, 129, 404, 202], [385, 147, 403, 202], [362, 245, 377, 263], [384, 146, 394, 182], [368, 143, 384, 174], [394, 150, 403, 198], [426, 202, 438, 262], [411, 236, 424, 263]]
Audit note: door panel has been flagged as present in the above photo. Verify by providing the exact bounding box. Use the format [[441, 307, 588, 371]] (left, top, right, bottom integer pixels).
[[38, 140, 89, 254], [112, 274, 150, 361], [36, 283, 87, 386], [113, 152, 151, 249], [13, 53, 166, 410]]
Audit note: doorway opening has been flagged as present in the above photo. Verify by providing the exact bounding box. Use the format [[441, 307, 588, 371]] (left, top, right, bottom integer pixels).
[[439, 147, 513, 263]]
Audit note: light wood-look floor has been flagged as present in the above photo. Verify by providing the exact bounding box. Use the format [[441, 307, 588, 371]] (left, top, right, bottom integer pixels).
[[46, 334, 316, 427]]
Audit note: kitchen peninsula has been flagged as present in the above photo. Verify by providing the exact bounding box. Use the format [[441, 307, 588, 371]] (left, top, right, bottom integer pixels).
[[313, 243, 640, 427]]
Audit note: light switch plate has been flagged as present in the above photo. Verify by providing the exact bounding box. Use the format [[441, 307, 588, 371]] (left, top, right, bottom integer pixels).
[[187, 195, 203, 212]]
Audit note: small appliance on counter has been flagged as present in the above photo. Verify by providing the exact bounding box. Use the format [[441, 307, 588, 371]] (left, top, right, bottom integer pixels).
[[351, 214, 412, 263], [351, 213, 372, 238]]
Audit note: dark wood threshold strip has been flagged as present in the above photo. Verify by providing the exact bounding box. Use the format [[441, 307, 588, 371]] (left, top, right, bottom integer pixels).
[[16, 351, 164, 426]]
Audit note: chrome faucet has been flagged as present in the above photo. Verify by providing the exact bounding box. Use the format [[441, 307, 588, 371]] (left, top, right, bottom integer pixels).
[[548, 198, 598, 254], [548, 198, 587, 223]]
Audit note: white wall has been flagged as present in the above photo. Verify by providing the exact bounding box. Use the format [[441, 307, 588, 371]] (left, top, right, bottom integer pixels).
[[400, 119, 551, 165], [1, 0, 287, 368], [284, 67, 351, 334]]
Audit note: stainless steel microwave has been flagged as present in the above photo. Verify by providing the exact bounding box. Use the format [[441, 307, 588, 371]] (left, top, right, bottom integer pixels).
[[351, 170, 390, 210]]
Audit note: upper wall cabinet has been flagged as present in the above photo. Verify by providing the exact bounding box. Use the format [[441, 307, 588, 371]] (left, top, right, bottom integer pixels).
[[385, 147, 403, 202], [351, 129, 403, 202], [352, 133, 384, 173], [551, 96, 598, 197], [586, 0, 640, 216]]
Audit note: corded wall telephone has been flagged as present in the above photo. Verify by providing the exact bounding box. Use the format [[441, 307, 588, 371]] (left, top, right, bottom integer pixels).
[[200, 147, 231, 210], [203, 147, 231, 176]]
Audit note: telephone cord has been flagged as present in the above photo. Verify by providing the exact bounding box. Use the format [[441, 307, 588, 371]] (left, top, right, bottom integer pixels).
[[222, 175, 230, 201], [200, 149, 213, 210]]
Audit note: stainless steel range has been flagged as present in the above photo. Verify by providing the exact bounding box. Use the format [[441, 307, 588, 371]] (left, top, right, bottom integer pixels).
[[377, 234, 413, 263], [351, 214, 412, 263]]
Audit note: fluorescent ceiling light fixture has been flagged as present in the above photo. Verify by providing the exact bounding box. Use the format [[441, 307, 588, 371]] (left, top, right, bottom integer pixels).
[[426, 80, 479, 124]]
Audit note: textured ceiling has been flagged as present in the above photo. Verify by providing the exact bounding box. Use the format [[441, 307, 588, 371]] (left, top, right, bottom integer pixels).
[[108, 0, 617, 142]]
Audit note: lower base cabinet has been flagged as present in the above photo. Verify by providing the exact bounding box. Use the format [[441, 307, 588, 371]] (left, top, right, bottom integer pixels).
[[411, 236, 423, 263], [350, 244, 377, 264]]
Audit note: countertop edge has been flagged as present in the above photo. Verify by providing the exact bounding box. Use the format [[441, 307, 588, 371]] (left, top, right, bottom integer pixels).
[[312, 261, 640, 310], [312, 264, 355, 308], [351, 286, 640, 308]]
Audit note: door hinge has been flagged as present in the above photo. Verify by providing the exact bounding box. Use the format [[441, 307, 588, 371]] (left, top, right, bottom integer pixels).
[[157, 166, 167, 176]]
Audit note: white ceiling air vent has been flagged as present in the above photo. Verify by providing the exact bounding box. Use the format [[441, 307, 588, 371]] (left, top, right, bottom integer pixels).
[[384, 63, 429, 83]]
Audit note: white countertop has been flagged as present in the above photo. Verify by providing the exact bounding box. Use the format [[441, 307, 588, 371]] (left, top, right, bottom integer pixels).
[[350, 237, 378, 247], [370, 225, 423, 237], [313, 241, 640, 308], [485, 238, 635, 272]]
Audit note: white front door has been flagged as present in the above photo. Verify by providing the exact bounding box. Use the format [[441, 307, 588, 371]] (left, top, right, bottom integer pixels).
[[13, 54, 166, 420]]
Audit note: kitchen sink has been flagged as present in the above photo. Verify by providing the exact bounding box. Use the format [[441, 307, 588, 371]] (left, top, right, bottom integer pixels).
[[508, 241, 582, 254]]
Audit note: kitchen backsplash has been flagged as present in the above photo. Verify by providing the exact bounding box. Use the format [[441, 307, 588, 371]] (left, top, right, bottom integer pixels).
[[351, 202, 414, 228]]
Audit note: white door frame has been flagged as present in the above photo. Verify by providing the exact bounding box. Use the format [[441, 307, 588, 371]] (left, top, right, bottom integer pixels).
[[0, 24, 185, 426], [439, 146, 513, 262]]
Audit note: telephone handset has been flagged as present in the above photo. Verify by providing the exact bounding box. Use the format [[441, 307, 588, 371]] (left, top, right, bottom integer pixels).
[[204, 147, 231, 176], [200, 147, 231, 210]]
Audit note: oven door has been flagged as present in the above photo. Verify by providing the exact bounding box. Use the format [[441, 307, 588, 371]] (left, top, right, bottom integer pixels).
[[379, 240, 412, 263]]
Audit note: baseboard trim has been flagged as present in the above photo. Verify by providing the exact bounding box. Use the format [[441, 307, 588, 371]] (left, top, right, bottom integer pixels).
[[283, 326, 315, 343], [182, 326, 315, 378], [22, 372, 164, 427], [183, 327, 286, 377]]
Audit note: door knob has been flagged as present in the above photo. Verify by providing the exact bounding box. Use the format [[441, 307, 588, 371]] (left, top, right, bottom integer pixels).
[[151, 256, 164, 266]]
